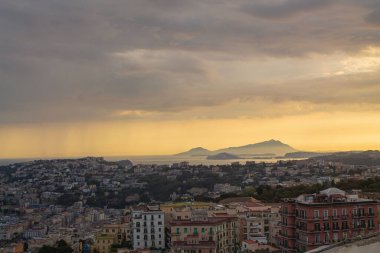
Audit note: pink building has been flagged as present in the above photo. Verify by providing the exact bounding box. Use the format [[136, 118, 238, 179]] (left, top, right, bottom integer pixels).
[[278, 188, 379, 253]]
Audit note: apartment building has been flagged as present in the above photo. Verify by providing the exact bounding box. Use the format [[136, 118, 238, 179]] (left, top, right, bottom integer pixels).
[[95, 234, 116, 253], [278, 188, 379, 253], [132, 205, 165, 250], [169, 210, 238, 253]]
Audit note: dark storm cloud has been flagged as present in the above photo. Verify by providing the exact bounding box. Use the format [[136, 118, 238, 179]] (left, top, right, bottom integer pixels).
[[0, 0, 380, 123]]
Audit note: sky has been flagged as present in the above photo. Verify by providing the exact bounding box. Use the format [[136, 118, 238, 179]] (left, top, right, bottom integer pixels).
[[1, 0, 380, 158]]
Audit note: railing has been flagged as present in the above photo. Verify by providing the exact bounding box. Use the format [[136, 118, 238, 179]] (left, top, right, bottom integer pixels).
[[281, 223, 296, 228], [278, 232, 296, 239], [280, 211, 296, 216]]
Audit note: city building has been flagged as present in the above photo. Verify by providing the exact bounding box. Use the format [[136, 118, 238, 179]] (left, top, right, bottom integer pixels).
[[169, 212, 238, 253], [95, 234, 117, 253], [278, 188, 379, 253], [131, 205, 165, 250]]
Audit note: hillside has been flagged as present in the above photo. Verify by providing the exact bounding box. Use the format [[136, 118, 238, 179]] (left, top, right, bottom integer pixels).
[[207, 153, 240, 160], [285, 151, 332, 159], [176, 140, 297, 157], [175, 147, 212, 156], [214, 139, 297, 156], [309, 150, 380, 166]]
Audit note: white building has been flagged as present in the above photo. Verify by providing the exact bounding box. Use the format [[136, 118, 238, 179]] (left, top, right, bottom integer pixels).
[[132, 205, 165, 250]]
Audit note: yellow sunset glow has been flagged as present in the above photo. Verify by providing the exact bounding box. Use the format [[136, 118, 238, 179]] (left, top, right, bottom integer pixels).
[[1, 111, 380, 159]]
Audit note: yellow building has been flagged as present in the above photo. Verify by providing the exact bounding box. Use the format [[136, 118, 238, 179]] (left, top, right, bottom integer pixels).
[[100, 223, 131, 244], [170, 217, 238, 253], [95, 234, 116, 253], [160, 202, 211, 213]]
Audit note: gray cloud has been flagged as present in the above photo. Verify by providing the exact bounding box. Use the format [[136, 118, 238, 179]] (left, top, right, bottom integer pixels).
[[242, 0, 332, 19], [365, 10, 380, 26], [1, 0, 380, 124]]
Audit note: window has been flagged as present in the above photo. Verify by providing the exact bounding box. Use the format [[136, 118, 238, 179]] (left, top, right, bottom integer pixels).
[[333, 222, 339, 230], [369, 207, 374, 215], [201, 227, 205, 233], [333, 209, 337, 218], [323, 210, 328, 219], [314, 210, 320, 219], [368, 219, 374, 228], [315, 234, 320, 243], [342, 208, 347, 217], [314, 223, 320, 231], [194, 228, 198, 235], [333, 233, 338, 242], [136, 222, 140, 227], [184, 228, 188, 234]]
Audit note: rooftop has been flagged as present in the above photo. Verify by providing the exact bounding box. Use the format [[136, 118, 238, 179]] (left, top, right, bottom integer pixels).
[[170, 216, 237, 226], [132, 205, 162, 212], [284, 188, 377, 205]]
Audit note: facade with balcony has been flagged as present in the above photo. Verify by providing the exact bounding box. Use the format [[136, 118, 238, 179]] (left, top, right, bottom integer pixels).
[[169, 216, 238, 253], [132, 205, 165, 250], [278, 188, 379, 253]]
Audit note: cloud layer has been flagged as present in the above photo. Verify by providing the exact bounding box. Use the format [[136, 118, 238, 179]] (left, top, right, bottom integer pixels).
[[1, 0, 380, 124]]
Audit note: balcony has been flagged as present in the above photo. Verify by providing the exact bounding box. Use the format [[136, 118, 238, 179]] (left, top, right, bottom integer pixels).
[[309, 241, 323, 246], [295, 216, 308, 221], [280, 211, 296, 217], [278, 232, 296, 239], [279, 243, 296, 251], [281, 223, 296, 228]]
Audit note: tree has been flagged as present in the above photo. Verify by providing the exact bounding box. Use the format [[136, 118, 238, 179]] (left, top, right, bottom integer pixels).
[[38, 240, 73, 253]]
